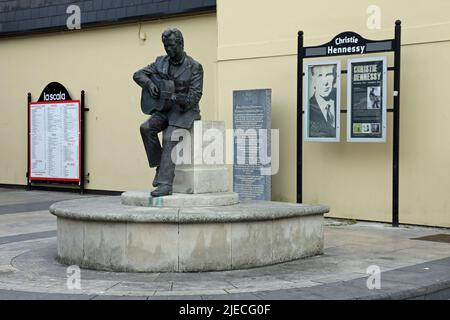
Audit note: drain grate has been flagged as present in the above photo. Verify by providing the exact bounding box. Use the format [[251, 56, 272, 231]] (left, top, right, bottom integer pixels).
[[411, 234, 450, 243]]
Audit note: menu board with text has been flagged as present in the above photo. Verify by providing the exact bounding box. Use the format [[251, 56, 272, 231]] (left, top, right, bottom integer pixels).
[[29, 101, 80, 181]]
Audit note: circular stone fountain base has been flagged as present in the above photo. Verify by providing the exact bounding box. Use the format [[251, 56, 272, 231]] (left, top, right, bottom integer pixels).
[[50, 196, 328, 272]]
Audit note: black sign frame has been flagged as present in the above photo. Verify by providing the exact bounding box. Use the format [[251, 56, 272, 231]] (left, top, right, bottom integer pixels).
[[297, 21, 402, 227], [26, 83, 89, 194]]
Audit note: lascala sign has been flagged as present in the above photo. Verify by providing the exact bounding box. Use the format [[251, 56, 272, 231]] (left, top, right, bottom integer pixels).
[[37, 82, 72, 102], [43, 91, 66, 101]]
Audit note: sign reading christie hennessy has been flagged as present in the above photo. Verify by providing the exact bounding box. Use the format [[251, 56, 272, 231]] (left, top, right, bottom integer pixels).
[[297, 21, 402, 227], [327, 34, 367, 55], [303, 31, 394, 58]]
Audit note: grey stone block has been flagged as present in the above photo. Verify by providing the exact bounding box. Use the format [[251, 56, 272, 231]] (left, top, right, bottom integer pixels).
[[172, 120, 229, 194], [126, 223, 179, 272], [231, 220, 273, 269], [83, 221, 128, 271], [273, 217, 302, 263], [173, 166, 229, 194], [57, 218, 84, 263], [179, 223, 232, 272]]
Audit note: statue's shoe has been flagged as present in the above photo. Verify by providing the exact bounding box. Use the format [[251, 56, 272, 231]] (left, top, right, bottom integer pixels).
[[152, 166, 160, 188], [151, 184, 172, 197]]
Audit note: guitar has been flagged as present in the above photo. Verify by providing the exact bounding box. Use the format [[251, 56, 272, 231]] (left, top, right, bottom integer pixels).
[[140, 75, 175, 115]]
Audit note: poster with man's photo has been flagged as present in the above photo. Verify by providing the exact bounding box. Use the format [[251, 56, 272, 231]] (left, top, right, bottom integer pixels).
[[304, 60, 341, 142], [347, 56, 387, 142]]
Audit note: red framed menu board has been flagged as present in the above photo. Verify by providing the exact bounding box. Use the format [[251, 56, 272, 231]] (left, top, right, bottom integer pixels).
[[28, 100, 81, 182]]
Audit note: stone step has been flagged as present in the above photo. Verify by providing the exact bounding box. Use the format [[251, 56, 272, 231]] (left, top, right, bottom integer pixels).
[[121, 191, 239, 208]]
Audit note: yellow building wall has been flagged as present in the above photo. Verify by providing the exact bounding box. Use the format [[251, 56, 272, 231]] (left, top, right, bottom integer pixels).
[[0, 14, 218, 192], [217, 0, 450, 227]]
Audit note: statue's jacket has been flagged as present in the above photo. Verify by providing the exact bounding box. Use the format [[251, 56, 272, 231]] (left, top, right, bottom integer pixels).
[[133, 54, 203, 129]]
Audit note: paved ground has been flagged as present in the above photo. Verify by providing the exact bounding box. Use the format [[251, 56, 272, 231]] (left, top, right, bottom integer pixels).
[[0, 187, 449, 300]]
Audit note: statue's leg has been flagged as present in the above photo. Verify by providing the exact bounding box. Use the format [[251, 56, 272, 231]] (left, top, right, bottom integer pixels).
[[140, 115, 168, 168], [154, 125, 180, 187]]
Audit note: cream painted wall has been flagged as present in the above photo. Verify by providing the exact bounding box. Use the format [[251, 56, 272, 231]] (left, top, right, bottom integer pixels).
[[0, 14, 217, 191], [217, 0, 450, 227]]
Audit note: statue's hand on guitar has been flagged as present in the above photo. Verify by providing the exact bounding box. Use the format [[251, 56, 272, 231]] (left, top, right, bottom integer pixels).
[[147, 81, 160, 98], [140, 77, 175, 115]]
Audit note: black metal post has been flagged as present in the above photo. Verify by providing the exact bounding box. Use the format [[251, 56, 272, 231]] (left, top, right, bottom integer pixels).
[[297, 31, 304, 203], [80, 90, 86, 194], [392, 20, 402, 227], [26, 93, 32, 191]]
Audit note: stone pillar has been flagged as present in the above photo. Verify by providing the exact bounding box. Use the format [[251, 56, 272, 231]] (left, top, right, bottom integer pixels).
[[172, 120, 228, 194]]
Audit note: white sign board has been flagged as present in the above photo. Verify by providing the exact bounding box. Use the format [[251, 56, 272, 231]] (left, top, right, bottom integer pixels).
[[304, 60, 341, 142], [29, 101, 80, 181]]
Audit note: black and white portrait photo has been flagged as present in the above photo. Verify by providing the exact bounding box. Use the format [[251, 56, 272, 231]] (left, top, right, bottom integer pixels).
[[305, 61, 340, 142]]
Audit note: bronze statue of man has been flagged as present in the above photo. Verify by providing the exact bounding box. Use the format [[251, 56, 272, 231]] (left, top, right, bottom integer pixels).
[[133, 28, 203, 197]]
